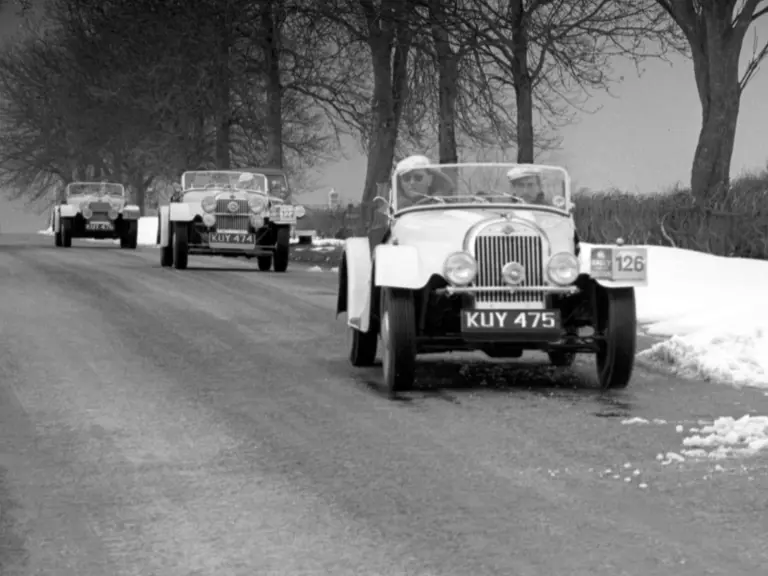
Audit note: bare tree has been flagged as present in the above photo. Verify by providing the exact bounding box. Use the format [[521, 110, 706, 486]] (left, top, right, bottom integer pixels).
[[450, 0, 682, 163], [655, 0, 768, 201]]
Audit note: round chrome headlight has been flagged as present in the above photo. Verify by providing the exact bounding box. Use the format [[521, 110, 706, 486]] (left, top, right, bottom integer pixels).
[[201, 196, 216, 213], [443, 251, 477, 286], [501, 261, 525, 286], [82, 204, 93, 219], [107, 209, 118, 220], [202, 213, 216, 227], [546, 252, 579, 286], [294, 205, 306, 218], [248, 196, 267, 214], [250, 214, 265, 229]]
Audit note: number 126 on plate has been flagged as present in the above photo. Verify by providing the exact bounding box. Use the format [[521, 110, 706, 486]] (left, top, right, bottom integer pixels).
[[589, 246, 648, 282]]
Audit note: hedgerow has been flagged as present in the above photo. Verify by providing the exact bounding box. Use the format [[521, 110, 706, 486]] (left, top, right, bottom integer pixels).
[[299, 168, 768, 259]]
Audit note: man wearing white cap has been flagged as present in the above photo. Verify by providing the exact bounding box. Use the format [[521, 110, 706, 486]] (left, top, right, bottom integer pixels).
[[506, 168, 547, 205]]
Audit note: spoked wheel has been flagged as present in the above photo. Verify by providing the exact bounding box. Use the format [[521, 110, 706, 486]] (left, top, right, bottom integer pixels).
[[595, 286, 637, 390], [379, 288, 417, 395]]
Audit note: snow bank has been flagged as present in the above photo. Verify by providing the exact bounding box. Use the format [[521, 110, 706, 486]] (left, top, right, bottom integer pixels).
[[137, 216, 157, 246], [589, 242, 768, 389]]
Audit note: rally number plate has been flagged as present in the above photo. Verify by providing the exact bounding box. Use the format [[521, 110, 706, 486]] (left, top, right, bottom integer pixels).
[[590, 247, 647, 282]]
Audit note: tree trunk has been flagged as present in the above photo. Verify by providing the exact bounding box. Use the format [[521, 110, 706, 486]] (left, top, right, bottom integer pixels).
[[688, 30, 741, 202], [508, 0, 534, 164], [361, 25, 412, 226], [261, 0, 283, 168], [214, 9, 231, 169], [430, 0, 459, 165]]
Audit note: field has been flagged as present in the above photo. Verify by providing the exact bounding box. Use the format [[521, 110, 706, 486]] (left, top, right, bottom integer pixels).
[[297, 168, 768, 261]]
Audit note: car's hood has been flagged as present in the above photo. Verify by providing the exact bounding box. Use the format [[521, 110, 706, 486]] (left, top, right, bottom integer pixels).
[[66, 194, 125, 207], [391, 207, 576, 271]]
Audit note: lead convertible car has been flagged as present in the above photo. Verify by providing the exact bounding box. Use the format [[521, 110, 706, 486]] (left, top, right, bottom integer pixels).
[[52, 181, 140, 248], [336, 156, 648, 394], [156, 169, 306, 271]]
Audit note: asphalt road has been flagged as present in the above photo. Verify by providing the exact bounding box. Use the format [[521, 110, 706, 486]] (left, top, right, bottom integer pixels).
[[1, 233, 767, 576]]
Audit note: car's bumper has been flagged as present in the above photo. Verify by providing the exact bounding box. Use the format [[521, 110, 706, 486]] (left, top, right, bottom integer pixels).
[[436, 285, 579, 296], [188, 244, 275, 257]]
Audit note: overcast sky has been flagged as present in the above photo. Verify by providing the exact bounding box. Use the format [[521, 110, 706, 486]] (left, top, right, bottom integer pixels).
[[1, 6, 766, 232]]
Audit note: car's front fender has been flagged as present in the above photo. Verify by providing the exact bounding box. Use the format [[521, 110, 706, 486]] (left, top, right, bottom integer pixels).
[[121, 205, 140, 220], [341, 237, 373, 332], [580, 243, 648, 288], [158, 206, 171, 247], [169, 203, 197, 222], [59, 204, 78, 218], [374, 244, 427, 290]]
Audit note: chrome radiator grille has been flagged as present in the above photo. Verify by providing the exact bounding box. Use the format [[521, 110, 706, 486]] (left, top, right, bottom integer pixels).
[[88, 201, 112, 212], [474, 235, 545, 306], [215, 198, 249, 231]]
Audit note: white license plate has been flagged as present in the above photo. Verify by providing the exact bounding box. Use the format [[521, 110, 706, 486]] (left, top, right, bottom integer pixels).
[[209, 232, 254, 245], [86, 221, 113, 231]]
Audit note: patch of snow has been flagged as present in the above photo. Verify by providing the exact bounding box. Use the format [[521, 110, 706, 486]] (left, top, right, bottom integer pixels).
[[38, 227, 54, 236], [313, 238, 345, 247], [583, 242, 768, 389], [330, 266, 339, 273], [681, 415, 768, 460], [308, 265, 322, 272]]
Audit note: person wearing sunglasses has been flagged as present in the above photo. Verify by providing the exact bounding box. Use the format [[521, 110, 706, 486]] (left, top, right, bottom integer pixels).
[[395, 155, 454, 209]]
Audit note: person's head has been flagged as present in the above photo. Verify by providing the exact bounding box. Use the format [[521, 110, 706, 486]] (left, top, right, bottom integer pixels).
[[507, 170, 544, 203], [396, 155, 435, 202]]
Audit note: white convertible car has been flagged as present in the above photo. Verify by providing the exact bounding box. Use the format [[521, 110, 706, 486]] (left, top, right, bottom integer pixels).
[[52, 181, 140, 248], [337, 156, 648, 394], [156, 169, 306, 271]]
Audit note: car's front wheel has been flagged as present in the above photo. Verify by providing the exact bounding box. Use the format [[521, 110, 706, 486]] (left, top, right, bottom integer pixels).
[[379, 288, 416, 395], [172, 222, 189, 270], [595, 286, 636, 389], [60, 218, 72, 248], [257, 255, 272, 271], [273, 227, 290, 272], [348, 320, 378, 367], [120, 221, 138, 249]]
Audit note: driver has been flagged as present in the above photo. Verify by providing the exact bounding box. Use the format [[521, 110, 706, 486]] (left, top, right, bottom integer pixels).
[[396, 155, 453, 209], [507, 169, 547, 205]]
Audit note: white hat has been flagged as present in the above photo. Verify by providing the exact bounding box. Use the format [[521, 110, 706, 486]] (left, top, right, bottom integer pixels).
[[238, 172, 255, 183], [396, 155, 432, 173], [506, 167, 538, 181]]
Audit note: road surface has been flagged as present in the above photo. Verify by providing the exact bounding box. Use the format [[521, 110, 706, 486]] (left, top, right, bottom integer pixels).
[[1, 234, 767, 576]]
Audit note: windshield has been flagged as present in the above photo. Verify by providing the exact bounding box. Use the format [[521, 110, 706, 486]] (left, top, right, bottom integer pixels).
[[182, 171, 267, 193], [67, 182, 124, 198], [391, 163, 569, 212]]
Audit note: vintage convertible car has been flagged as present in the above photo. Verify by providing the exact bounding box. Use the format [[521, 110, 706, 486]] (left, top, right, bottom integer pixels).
[[52, 181, 140, 248], [156, 169, 306, 271], [336, 156, 648, 394]]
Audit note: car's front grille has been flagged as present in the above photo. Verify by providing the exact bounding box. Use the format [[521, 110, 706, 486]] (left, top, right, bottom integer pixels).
[[474, 234, 545, 306], [89, 201, 112, 212], [215, 198, 249, 231]]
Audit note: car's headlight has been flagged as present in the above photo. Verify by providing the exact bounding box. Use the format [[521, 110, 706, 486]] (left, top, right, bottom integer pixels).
[[107, 209, 118, 220], [248, 196, 267, 214], [250, 214, 265, 229], [201, 196, 216, 213], [546, 252, 579, 285], [294, 205, 306, 218], [202, 213, 216, 227], [81, 202, 92, 219], [443, 251, 477, 286]]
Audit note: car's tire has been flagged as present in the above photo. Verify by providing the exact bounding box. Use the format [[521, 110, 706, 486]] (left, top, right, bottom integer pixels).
[[595, 286, 636, 390], [172, 222, 189, 270], [160, 232, 173, 268], [273, 226, 290, 272], [348, 321, 378, 367], [548, 351, 576, 367], [257, 256, 272, 271], [380, 288, 416, 395], [120, 221, 138, 249], [54, 217, 62, 247], [60, 218, 72, 248]]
